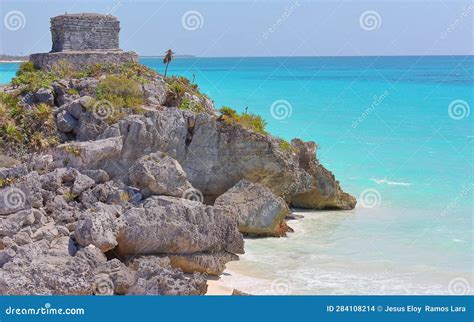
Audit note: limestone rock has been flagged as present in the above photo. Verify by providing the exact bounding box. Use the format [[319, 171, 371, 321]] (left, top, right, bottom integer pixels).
[[56, 110, 78, 133], [168, 251, 238, 276], [290, 139, 356, 210], [128, 152, 193, 198], [127, 256, 207, 295], [215, 179, 290, 237], [34, 88, 54, 105], [116, 196, 244, 257], [52, 137, 123, 169], [0, 243, 107, 295], [74, 203, 123, 252]]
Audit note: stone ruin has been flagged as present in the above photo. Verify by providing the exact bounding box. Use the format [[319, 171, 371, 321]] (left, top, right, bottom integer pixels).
[[30, 13, 138, 70]]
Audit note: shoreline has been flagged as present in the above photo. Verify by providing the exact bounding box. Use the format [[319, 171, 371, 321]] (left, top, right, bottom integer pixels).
[[0, 60, 25, 63]]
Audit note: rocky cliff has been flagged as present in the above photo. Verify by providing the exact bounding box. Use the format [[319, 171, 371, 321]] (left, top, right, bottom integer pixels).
[[0, 60, 355, 295]]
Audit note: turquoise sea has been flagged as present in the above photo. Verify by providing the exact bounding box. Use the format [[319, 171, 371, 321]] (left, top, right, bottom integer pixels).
[[1, 56, 473, 294]]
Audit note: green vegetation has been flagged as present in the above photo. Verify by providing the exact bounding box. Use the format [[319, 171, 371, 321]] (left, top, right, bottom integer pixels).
[[62, 145, 81, 156], [0, 92, 58, 154], [96, 75, 143, 113], [63, 191, 78, 202], [218, 106, 268, 135], [278, 138, 298, 153], [0, 177, 17, 188], [11, 61, 58, 92], [12, 61, 158, 94], [178, 98, 205, 113]]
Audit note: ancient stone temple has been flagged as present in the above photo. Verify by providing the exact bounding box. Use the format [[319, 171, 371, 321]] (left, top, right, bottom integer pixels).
[[30, 13, 138, 70]]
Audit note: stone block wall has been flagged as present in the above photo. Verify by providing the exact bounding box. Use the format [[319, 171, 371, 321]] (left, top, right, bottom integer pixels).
[[51, 13, 120, 52], [30, 51, 139, 71]]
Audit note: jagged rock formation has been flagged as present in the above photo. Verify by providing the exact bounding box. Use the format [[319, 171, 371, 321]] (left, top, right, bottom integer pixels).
[[0, 14, 355, 296], [214, 179, 290, 237]]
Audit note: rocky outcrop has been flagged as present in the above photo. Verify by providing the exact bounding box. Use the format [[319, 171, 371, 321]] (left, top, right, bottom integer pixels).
[[115, 196, 244, 256], [128, 152, 193, 198], [290, 139, 356, 210], [1, 37, 356, 295], [215, 180, 290, 237]]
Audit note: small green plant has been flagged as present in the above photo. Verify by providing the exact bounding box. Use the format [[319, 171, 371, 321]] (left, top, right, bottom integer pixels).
[[12, 62, 58, 92], [96, 75, 143, 112], [67, 88, 79, 95], [218, 106, 267, 134], [278, 139, 298, 153], [64, 191, 78, 202], [237, 113, 267, 135], [62, 145, 81, 156], [178, 98, 204, 113], [219, 106, 239, 120], [0, 177, 17, 188]]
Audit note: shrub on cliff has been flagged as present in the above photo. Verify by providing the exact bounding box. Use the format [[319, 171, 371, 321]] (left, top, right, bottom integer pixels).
[[12, 62, 58, 92], [178, 98, 205, 113], [0, 92, 58, 154], [218, 106, 267, 135], [96, 75, 143, 112]]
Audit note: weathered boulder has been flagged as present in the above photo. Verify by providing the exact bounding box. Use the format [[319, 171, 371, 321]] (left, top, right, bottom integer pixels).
[[52, 136, 123, 169], [56, 110, 78, 133], [74, 203, 123, 252], [128, 152, 193, 198], [34, 88, 54, 105], [0, 243, 107, 295], [290, 139, 356, 210], [168, 251, 238, 276], [116, 196, 244, 257], [127, 256, 207, 295], [214, 179, 290, 237]]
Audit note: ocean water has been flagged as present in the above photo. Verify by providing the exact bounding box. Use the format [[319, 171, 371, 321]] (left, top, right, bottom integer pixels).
[[1, 56, 473, 294]]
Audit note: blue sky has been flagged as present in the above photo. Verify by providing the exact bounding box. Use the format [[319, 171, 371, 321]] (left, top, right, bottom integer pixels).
[[1, 0, 472, 57]]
